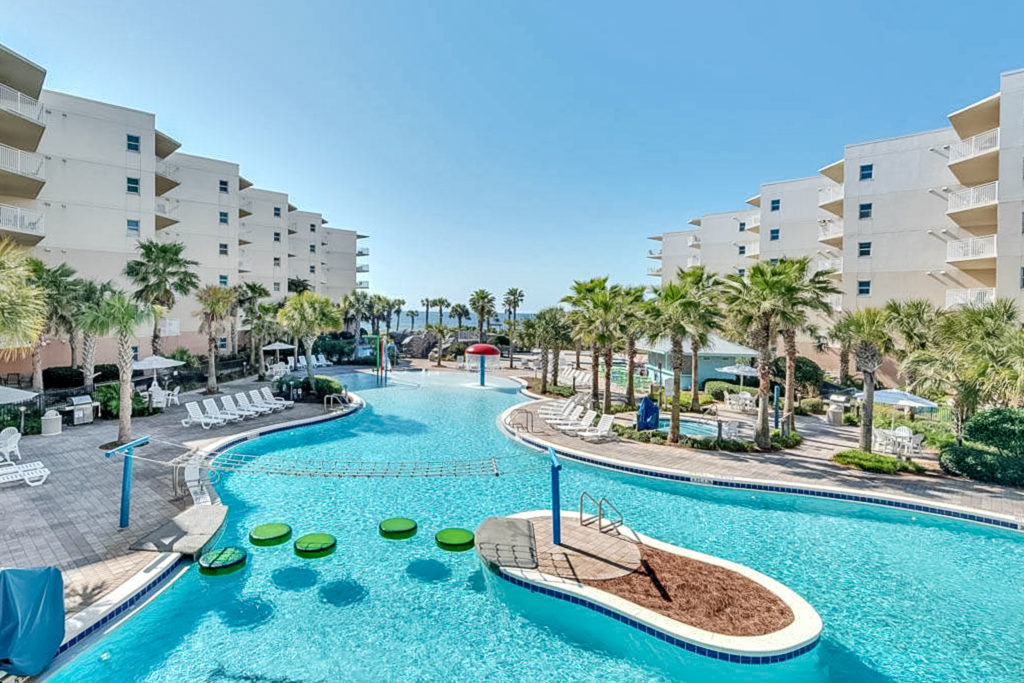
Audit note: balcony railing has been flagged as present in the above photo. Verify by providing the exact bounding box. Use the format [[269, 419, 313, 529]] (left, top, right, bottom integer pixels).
[[356, 247, 369, 256], [0, 83, 43, 121], [648, 248, 662, 258], [818, 184, 844, 206], [827, 294, 843, 311], [687, 235, 701, 247], [743, 243, 760, 257], [947, 235, 996, 261], [356, 280, 369, 289], [647, 267, 662, 277], [817, 257, 843, 273], [0, 202, 44, 236], [946, 288, 995, 309], [949, 128, 999, 164], [356, 264, 369, 273], [817, 221, 844, 241], [0, 142, 44, 179], [685, 255, 700, 268], [155, 199, 178, 215], [948, 181, 997, 213]]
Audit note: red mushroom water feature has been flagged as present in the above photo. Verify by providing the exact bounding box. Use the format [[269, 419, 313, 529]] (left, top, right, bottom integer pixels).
[[465, 343, 500, 386]]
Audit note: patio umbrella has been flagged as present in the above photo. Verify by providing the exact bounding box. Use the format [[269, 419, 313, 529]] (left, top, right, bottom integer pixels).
[[716, 364, 759, 388], [262, 341, 295, 364], [133, 355, 185, 379], [0, 385, 37, 405], [853, 389, 937, 408]]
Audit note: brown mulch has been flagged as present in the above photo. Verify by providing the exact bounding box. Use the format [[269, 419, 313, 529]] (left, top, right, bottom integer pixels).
[[580, 545, 794, 636]]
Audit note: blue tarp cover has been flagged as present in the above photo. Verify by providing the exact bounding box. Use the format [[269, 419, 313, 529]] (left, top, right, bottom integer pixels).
[[0, 567, 65, 676], [637, 396, 660, 431]]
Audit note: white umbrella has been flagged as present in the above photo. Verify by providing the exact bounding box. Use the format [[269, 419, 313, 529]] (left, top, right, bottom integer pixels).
[[262, 341, 295, 364], [716, 364, 759, 388], [0, 385, 37, 405], [133, 355, 186, 372]]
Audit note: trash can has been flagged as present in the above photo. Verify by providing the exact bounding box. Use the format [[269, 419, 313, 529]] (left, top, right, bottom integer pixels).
[[826, 404, 844, 427], [41, 410, 62, 436]]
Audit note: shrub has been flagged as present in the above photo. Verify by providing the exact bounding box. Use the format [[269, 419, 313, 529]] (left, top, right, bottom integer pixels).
[[166, 347, 200, 368], [843, 413, 860, 427], [42, 366, 85, 389], [314, 337, 356, 362], [963, 408, 1024, 457], [277, 374, 345, 398], [704, 381, 757, 401], [770, 430, 804, 450], [771, 356, 825, 394], [611, 424, 757, 452], [939, 443, 1024, 487], [871, 413, 955, 450], [799, 398, 825, 415], [93, 384, 161, 418], [834, 449, 925, 475]]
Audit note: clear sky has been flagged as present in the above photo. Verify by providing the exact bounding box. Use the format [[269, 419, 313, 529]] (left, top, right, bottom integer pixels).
[[6, 1, 1024, 311]]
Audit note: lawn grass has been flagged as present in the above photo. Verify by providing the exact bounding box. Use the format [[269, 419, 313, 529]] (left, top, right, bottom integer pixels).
[[833, 449, 925, 475]]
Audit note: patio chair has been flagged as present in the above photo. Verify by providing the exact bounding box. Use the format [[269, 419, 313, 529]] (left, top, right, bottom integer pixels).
[[538, 400, 576, 419], [906, 433, 925, 457], [236, 392, 272, 415], [222, 394, 258, 418], [148, 386, 168, 409], [296, 356, 308, 370], [249, 389, 285, 412], [182, 401, 225, 429], [579, 414, 616, 441], [558, 410, 597, 434], [203, 398, 243, 423], [165, 386, 181, 406], [722, 420, 742, 439], [316, 353, 331, 367], [0, 460, 49, 487], [0, 427, 22, 462], [546, 406, 585, 428], [260, 386, 294, 408]]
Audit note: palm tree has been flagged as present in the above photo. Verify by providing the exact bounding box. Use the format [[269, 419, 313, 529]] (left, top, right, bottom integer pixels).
[[369, 294, 390, 335], [235, 282, 270, 370], [883, 298, 938, 385], [434, 297, 451, 328], [388, 298, 405, 335], [287, 277, 312, 294], [450, 303, 470, 330], [421, 298, 433, 328], [618, 285, 647, 407], [195, 285, 238, 393], [407, 310, 419, 330], [249, 302, 284, 380], [533, 307, 568, 394], [644, 282, 692, 444], [82, 293, 151, 444], [562, 277, 609, 410], [828, 312, 855, 385], [124, 240, 200, 356], [0, 239, 44, 361], [28, 260, 79, 391], [846, 308, 893, 452], [75, 279, 114, 389], [672, 267, 726, 412], [278, 292, 342, 384], [342, 290, 371, 343], [502, 288, 525, 368], [468, 289, 496, 342]]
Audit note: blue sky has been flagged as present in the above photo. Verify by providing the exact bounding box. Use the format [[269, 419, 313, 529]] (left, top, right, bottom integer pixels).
[[6, 1, 1024, 311]]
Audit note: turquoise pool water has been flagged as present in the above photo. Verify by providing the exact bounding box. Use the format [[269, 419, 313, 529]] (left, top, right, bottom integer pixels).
[[657, 416, 719, 437], [49, 371, 1024, 682]]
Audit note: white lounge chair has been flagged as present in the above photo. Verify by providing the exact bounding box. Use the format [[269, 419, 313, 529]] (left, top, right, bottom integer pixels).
[[222, 394, 258, 418], [261, 387, 294, 409], [204, 398, 243, 423], [579, 414, 616, 441], [317, 353, 331, 367], [546, 406, 585, 428], [249, 389, 284, 412], [0, 427, 22, 462], [558, 410, 597, 434], [181, 401, 225, 429], [236, 392, 272, 415], [0, 460, 49, 487], [296, 356, 308, 370], [538, 401, 574, 418]]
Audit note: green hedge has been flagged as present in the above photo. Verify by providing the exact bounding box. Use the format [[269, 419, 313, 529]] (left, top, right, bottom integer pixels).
[[611, 424, 756, 452], [963, 408, 1024, 457], [770, 430, 804, 450], [798, 398, 825, 415], [835, 449, 925, 475], [93, 384, 161, 418], [939, 443, 1024, 488], [704, 381, 758, 401], [41, 364, 119, 389], [276, 373, 344, 398]]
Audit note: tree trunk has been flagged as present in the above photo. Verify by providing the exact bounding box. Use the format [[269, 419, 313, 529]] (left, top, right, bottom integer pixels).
[[477, 317, 484, 342], [82, 333, 97, 390], [669, 335, 683, 444], [838, 346, 850, 385], [603, 346, 613, 414], [151, 318, 162, 357], [117, 332, 134, 444], [783, 329, 797, 431], [69, 329, 80, 369], [551, 345, 561, 386], [304, 336, 316, 384], [689, 342, 701, 412], [540, 347, 549, 394], [860, 370, 876, 452], [206, 335, 218, 393], [625, 336, 637, 407], [31, 339, 43, 391], [755, 344, 772, 450], [575, 342, 582, 370], [230, 319, 238, 354], [590, 343, 600, 410]]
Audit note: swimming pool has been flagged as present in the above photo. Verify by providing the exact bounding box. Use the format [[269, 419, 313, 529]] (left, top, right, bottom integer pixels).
[[657, 416, 719, 437], [49, 371, 1024, 682]]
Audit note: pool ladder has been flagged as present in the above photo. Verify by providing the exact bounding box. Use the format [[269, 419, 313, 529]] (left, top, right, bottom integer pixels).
[[506, 408, 538, 434], [323, 393, 347, 413], [579, 492, 624, 534]]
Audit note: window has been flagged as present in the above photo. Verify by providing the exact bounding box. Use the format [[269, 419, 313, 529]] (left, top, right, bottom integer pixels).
[[309, 265, 316, 274], [126, 219, 140, 235], [858, 203, 872, 219], [273, 231, 281, 243], [737, 268, 745, 277], [219, 179, 229, 193], [274, 206, 281, 218], [769, 258, 780, 265], [738, 221, 746, 232], [126, 134, 140, 152], [218, 337, 227, 350], [769, 228, 780, 241], [737, 245, 746, 256], [1020, 267, 1024, 289], [273, 282, 281, 292], [858, 241, 872, 257], [309, 244, 316, 253], [859, 164, 873, 181], [218, 274, 228, 286], [309, 223, 316, 233], [219, 211, 228, 225], [218, 243, 228, 256], [126, 177, 140, 194], [857, 280, 871, 296], [770, 198, 780, 212], [273, 256, 281, 267], [131, 346, 139, 361]]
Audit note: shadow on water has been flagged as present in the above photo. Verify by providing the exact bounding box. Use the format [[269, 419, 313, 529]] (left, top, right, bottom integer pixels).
[[206, 663, 326, 683], [405, 559, 452, 583], [813, 638, 895, 683], [216, 596, 275, 629], [465, 569, 487, 593], [318, 579, 369, 607], [271, 566, 319, 591]]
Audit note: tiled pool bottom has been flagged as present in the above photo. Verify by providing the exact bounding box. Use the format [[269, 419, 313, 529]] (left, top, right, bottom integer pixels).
[[47, 371, 1024, 682]]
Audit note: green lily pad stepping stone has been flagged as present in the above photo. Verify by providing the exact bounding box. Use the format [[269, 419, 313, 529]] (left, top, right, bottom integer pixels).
[[294, 533, 337, 559], [435, 528, 474, 552], [249, 523, 293, 547], [198, 547, 248, 576], [379, 517, 417, 540]]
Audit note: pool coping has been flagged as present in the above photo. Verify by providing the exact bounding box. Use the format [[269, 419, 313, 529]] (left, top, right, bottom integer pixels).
[[492, 510, 822, 664], [497, 396, 1024, 533]]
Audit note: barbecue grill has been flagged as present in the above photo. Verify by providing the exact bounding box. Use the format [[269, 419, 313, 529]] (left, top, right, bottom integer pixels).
[[62, 395, 98, 426]]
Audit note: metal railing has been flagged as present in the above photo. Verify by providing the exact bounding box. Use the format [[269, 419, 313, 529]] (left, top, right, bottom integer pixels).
[[356, 280, 369, 289], [817, 221, 844, 241], [155, 198, 178, 216], [0, 142, 44, 178], [687, 234, 701, 247], [356, 247, 369, 256], [827, 293, 843, 311], [0, 202, 44, 235], [155, 161, 181, 180], [818, 257, 843, 273], [946, 288, 995, 308], [0, 83, 43, 121], [356, 264, 369, 273], [744, 242, 760, 257], [685, 255, 700, 267], [949, 128, 999, 164], [947, 235, 996, 261], [648, 248, 662, 257], [647, 267, 662, 276], [948, 181, 997, 213], [818, 184, 844, 205]]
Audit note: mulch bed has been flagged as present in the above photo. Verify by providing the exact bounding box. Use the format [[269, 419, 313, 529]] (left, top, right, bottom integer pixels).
[[580, 545, 794, 636]]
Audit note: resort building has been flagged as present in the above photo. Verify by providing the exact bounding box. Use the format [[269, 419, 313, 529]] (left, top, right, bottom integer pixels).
[[640, 335, 757, 391], [0, 42, 367, 373]]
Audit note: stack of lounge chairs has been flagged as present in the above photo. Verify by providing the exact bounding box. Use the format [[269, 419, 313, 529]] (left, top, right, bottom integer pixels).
[[181, 388, 294, 430]]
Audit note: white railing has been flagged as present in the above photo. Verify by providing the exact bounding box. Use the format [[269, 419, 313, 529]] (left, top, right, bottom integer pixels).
[[746, 215, 760, 229], [948, 181, 997, 213], [827, 293, 843, 311], [647, 267, 662, 277], [239, 198, 253, 213], [818, 184, 844, 206], [744, 242, 760, 257], [158, 318, 180, 336], [648, 248, 662, 257], [817, 221, 844, 241], [946, 288, 995, 308], [0, 83, 42, 121], [949, 128, 999, 164], [687, 235, 701, 247], [0, 142, 44, 178], [947, 235, 996, 260], [356, 280, 369, 289], [0, 202, 44, 235], [155, 198, 178, 215], [356, 247, 369, 256], [155, 161, 181, 181], [685, 255, 700, 267], [817, 257, 843, 273], [356, 264, 369, 273]]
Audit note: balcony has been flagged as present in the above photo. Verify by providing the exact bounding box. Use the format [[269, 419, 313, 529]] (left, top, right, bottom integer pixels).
[[817, 220, 844, 246], [948, 128, 999, 185], [685, 255, 700, 268], [155, 162, 181, 196], [154, 130, 181, 159], [0, 83, 44, 151], [238, 248, 253, 273], [743, 242, 760, 258], [154, 198, 179, 230], [826, 294, 843, 312], [687, 234, 701, 248], [947, 181, 997, 228], [946, 235, 996, 270], [287, 222, 299, 235], [647, 248, 662, 259], [356, 247, 369, 257], [356, 280, 369, 289], [239, 198, 253, 218], [0, 202, 44, 245], [356, 264, 369, 273], [946, 287, 995, 309], [817, 184, 844, 216], [745, 216, 760, 233], [949, 93, 1000, 139], [819, 159, 844, 184], [0, 142, 45, 198], [647, 266, 662, 277], [817, 257, 843, 275]]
